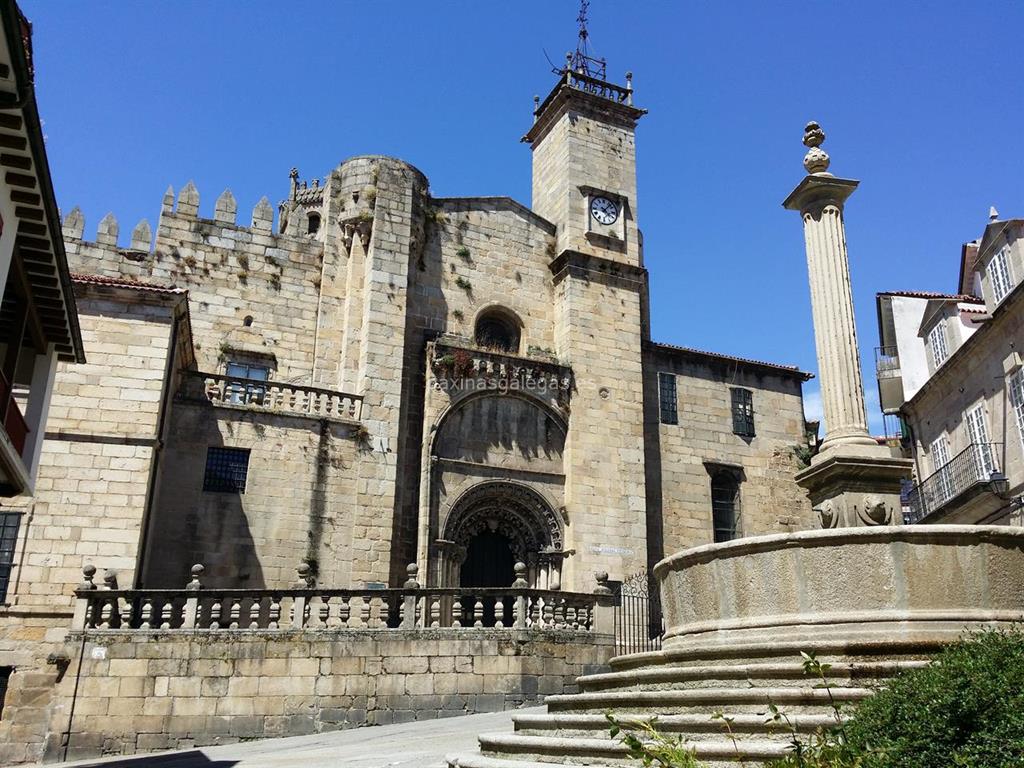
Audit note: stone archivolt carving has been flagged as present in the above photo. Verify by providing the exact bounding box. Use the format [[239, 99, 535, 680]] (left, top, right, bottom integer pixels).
[[443, 481, 563, 562]]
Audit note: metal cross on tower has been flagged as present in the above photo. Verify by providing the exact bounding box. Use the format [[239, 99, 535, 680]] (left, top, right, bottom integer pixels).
[[566, 0, 607, 81]]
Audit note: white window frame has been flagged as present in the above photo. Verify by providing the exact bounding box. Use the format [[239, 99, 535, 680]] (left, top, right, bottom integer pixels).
[[930, 435, 952, 503], [927, 320, 950, 370], [990, 246, 1014, 304], [965, 402, 997, 477], [1009, 369, 1024, 454]]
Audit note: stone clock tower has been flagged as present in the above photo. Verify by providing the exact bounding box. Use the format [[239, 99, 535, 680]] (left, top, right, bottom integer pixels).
[[524, 56, 650, 585]]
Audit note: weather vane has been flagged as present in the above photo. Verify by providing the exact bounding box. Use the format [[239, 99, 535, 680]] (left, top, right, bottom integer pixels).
[[552, 0, 607, 81]]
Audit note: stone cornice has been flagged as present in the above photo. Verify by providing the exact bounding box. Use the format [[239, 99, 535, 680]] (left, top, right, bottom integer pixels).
[[548, 249, 647, 287], [522, 81, 647, 147], [782, 175, 859, 212]]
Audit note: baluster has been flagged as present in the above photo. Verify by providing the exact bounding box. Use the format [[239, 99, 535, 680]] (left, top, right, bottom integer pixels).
[[249, 597, 261, 629], [566, 604, 578, 631], [495, 596, 507, 629], [160, 599, 172, 630], [139, 597, 154, 629], [429, 593, 440, 628], [323, 595, 339, 628], [339, 595, 351, 627], [228, 597, 242, 629], [268, 594, 281, 630], [543, 598, 554, 629], [358, 595, 371, 628], [473, 595, 484, 628], [452, 594, 463, 628], [208, 595, 222, 629], [552, 597, 566, 629]]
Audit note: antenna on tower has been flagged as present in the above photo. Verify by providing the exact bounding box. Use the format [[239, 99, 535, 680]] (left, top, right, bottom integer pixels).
[[553, 0, 607, 81]]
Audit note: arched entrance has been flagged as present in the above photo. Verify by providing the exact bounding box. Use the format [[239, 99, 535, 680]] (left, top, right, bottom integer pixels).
[[460, 529, 515, 587], [438, 481, 566, 589]]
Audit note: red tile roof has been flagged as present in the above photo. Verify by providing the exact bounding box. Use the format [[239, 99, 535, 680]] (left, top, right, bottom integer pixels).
[[648, 341, 813, 380], [877, 289, 983, 303], [71, 272, 185, 295]]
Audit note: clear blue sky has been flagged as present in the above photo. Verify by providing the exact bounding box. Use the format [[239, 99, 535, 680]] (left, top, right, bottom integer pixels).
[[21, 1, 1024, 434]]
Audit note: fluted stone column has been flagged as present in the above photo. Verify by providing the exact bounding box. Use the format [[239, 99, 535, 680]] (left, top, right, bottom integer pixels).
[[784, 122, 912, 528]]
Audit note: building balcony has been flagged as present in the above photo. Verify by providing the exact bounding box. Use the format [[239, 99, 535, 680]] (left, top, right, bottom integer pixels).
[[875, 345, 905, 414], [179, 370, 363, 422], [904, 442, 1004, 524]]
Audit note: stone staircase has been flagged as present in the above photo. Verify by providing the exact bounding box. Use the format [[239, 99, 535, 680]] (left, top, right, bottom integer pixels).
[[448, 638, 930, 768]]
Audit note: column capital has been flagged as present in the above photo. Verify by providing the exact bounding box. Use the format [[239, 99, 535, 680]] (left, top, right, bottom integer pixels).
[[783, 174, 859, 213]]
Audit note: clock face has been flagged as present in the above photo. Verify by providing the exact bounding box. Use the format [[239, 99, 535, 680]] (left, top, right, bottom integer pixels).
[[590, 196, 619, 226]]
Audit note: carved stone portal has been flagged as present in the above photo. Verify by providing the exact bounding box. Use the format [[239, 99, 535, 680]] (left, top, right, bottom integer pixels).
[[437, 481, 567, 589]]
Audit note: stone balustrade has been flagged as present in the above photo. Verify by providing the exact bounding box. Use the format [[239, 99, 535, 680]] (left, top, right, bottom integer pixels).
[[72, 564, 614, 634], [179, 370, 363, 421], [430, 340, 573, 393]]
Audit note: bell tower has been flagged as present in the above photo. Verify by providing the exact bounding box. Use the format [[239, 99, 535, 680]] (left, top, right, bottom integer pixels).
[[525, 48, 646, 267], [524, 8, 651, 588]]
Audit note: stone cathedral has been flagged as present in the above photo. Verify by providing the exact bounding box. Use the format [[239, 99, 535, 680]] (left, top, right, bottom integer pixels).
[[0, 26, 826, 761], [34, 65, 815, 600]]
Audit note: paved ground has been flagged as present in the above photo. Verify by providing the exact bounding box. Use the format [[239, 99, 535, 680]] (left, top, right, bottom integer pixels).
[[46, 709, 537, 768]]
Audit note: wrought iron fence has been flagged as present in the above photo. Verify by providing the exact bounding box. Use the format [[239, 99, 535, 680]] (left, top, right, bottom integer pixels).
[[613, 569, 663, 655], [905, 442, 1002, 524]]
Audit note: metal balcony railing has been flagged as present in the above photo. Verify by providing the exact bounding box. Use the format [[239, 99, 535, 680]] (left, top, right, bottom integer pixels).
[[875, 345, 901, 379], [905, 442, 1002, 524]]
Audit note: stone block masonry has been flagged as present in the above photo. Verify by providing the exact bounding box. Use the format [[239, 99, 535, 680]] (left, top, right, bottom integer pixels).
[[46, 628, 613, 762]]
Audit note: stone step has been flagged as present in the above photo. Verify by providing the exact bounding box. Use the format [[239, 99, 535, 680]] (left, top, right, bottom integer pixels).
[[578, 659, 926, 692], [609, 638, 940, 672], [543, 685, 872, 714], [476, 732, 789, 766], [511, 711, 843, 740], [448, 752, 616, 768]]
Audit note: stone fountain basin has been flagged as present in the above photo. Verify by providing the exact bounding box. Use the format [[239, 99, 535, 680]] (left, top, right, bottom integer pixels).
[[653, 525, 1024, 651]]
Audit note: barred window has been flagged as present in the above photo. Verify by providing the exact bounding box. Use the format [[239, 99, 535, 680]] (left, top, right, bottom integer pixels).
[[0, 513, 20, 604], [711, 471, 740, 543], [731, 388, 755, 437], [203, 447, 251, 493], [658, 372, 678, 425]]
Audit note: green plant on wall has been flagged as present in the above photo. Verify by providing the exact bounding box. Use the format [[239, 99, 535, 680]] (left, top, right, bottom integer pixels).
[[455, 276, 472, 292], [456, 245, 471, 260]]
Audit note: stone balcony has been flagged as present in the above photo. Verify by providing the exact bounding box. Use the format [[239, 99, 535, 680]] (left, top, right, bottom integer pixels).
[[178, 369, 363, 421], [429, 337, 573, 400]]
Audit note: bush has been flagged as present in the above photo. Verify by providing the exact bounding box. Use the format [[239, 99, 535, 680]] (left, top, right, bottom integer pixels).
[[836, 627, 1024, 768], [610, 630, 1024, 768]]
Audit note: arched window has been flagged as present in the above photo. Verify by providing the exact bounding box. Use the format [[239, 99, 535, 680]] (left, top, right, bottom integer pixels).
[[710, 470, 740, 543], [307, 212, 321, 235], [474, 308, 521, 353]]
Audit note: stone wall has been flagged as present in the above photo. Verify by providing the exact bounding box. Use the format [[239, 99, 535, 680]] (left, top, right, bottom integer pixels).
[[0, 279, 186, 765], [142, 401, 363, 589], [643, 344, 814, 561], [49, 628, 613, 762]]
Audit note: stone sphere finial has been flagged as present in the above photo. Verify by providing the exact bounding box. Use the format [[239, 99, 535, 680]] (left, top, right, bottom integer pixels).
[[512, 562, 528, 588], [187, 563, 204, 590], [802, 121, 831, 175], [404, 563, 420, 589]]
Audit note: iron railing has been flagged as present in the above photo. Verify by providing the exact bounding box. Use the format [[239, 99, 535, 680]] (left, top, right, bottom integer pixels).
[[875, 345, 901, 379], [613, 570, 663, 655], [905, 442, 1002, 524]]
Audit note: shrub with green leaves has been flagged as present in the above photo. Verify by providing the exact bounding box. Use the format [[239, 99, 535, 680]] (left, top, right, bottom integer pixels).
[[836, 627, 1024, 768]]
